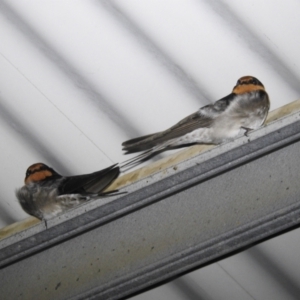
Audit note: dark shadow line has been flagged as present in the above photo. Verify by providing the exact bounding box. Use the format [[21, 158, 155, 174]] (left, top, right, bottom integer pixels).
[[0, 98, 71, 175], [171, 277, 213, 300], [217, 263, 256, 300], [202, 0, 300, 94], [0, 1, 140, 139], [248, 246, 300, 300], [99, 0, 213, 105]]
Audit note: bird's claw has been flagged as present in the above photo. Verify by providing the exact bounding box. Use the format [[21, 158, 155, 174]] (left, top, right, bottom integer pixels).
[[241, 127, 252, 137]]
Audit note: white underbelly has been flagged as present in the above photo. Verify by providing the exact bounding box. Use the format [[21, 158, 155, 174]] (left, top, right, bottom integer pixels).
[[169, 112, 266, 147]]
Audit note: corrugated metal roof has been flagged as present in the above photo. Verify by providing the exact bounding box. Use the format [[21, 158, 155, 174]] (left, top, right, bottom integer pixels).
[[0, 1, 299, 299]]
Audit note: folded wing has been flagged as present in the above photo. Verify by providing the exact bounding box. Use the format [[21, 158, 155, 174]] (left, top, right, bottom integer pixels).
[[122, 94, 234, 153], [58, 164, 120, 195]]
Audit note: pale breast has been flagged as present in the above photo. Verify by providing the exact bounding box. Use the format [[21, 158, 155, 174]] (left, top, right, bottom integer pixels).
[[16, 184, 93, 220]]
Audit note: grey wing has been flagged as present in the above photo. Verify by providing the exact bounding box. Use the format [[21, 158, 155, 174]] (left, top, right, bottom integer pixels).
[[198, 93, 235, 117], [120, 94, 235, 167], [149, 94, 235, 142], [152, 111, 213, 140], [121, 111, 211, 153], [122, 94, 234, 153]]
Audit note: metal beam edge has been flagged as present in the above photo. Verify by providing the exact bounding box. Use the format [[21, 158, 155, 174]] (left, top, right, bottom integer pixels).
[[0, 111, 300, 269], [79, 201, 300, 300]]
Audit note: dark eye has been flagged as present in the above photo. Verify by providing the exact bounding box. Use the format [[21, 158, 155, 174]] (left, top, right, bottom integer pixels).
[[251, 78, 258, 85]]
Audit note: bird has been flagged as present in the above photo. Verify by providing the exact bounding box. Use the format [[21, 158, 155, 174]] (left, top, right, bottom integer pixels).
[[121, 76, 270, 168], [16, 163, 123, 221]]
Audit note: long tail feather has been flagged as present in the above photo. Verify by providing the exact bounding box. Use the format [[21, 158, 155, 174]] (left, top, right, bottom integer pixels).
[[120, 142, 173, 171], [98, 190, 127, 197], [120, 149, 156, 171]]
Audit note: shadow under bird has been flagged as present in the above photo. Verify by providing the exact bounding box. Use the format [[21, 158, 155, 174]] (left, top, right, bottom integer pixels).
[[121, 76, 270, 168], [16, 163, 122, 221]]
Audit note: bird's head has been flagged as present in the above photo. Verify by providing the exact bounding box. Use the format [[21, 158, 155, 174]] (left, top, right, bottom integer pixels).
[[233, 76, 265, 94], [24, 163, 61, 185]]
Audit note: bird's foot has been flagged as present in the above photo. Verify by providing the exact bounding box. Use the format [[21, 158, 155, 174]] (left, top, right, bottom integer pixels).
[[241, 127, 253, 137], [43, 219, 48, 229]]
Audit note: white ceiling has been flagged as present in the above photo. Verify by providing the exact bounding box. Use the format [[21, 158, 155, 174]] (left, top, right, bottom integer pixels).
[[1, 1, 300, 299]]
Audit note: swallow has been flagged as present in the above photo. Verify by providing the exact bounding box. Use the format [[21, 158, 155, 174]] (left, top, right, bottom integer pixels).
[[16, 163, 122, 221], [121, 76, 270, 167]]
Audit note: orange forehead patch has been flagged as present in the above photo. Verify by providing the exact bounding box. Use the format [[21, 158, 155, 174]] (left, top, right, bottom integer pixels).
[[233, 84, 265, 94], [25, 170, 53, 184]]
